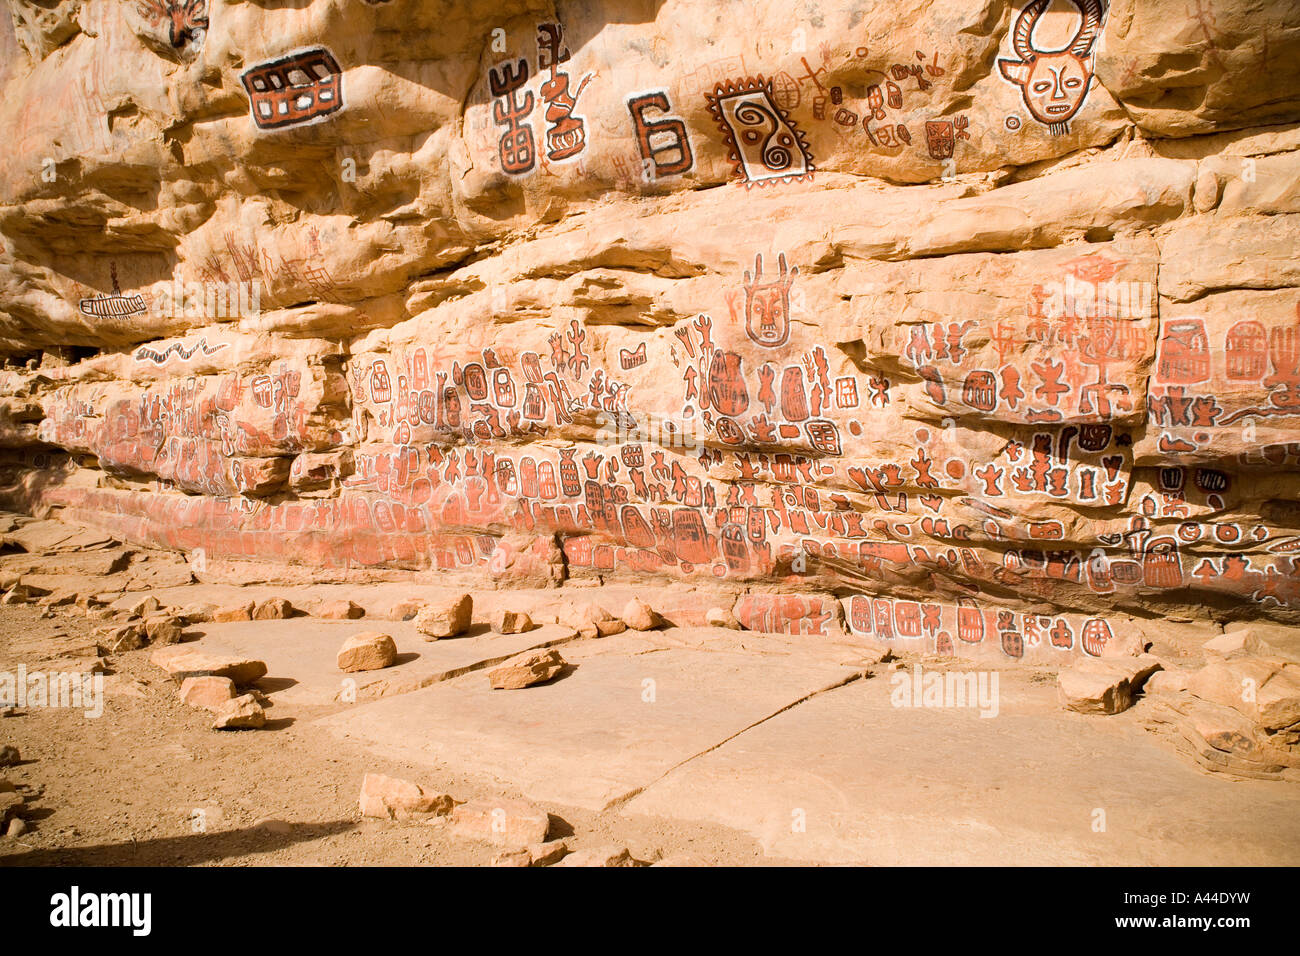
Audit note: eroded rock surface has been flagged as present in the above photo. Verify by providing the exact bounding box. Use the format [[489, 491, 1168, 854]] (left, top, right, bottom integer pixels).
[[0, 1, 1298, 665]]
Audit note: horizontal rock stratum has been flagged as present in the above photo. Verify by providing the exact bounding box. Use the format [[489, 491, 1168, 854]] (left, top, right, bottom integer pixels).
[[0, 0, 1298, 665]]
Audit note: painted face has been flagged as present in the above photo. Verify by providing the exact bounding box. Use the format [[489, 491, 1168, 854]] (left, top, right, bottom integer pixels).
[[1016, 53, 1093, 126], [742, 254, 797, 347], [998, 0, 1105, 135], [747, 286, 788, 345]]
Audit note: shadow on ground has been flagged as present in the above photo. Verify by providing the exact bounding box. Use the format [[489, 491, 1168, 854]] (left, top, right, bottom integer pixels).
[[0, 820, 357, 866]]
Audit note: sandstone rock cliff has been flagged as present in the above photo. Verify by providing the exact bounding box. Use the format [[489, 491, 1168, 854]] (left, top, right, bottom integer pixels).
[[0, 0, 1298, 662]]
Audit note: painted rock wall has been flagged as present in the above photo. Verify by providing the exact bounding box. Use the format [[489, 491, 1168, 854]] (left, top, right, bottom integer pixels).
[[1, 0, 1299, 659]]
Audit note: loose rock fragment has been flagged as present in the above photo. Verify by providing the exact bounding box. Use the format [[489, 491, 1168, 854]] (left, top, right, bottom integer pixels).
[[211, 694, 266, 730], [0, 745, 18, 767], [449, 799, 550, 846], [554, 845, 636, 867], [128, 595, 161, 618], [213, 601, 255, 623], [144, 614, 185, 646], [102, 623, 146, 653], [253, 597, 294, 620], [358, 772, 455, 820], [490, 840, 570, 867], [152, 646, 268, 685], [488, 648, 566, 689], [387, 599, 422, 622], [414, 594, 473, 639], [316, 599, 365, 620], [178, 603, 216, 624], [337, 632, 398, 672], [528, 840, 570, 866], [490, 609, 533, 635], [178, 676, 237, 711], [566, 603, 623, 638], [490, 847, 533, 867], [622, 597, 662, 631]]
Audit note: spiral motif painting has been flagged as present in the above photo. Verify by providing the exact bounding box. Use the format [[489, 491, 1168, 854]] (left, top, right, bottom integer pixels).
[[705, 76, 814, 188]]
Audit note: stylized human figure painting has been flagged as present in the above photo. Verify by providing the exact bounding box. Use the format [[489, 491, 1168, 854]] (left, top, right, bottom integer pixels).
[[998, 0, 1106, 136], [736, 253, 798, 348]]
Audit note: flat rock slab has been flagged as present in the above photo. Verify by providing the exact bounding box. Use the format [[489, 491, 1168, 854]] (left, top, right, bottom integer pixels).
[[176, 619, 579, 705], [3, 520, 118, 553], [622, 668, 1300, 865], [313, 632, 861, 812]]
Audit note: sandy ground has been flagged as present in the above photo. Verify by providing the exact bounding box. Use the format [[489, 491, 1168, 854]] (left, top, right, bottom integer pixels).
[[0, 602, 782, 866]]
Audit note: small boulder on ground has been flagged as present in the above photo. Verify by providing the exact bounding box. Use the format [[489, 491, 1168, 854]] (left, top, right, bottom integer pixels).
[[177, 603, 216, 624], [151, 646, 268, 686], [144, 614, 185, 646], [213, 601, 255, 623], [566, 603, 624, 638], [554, 845, 636, 867], [316, 599, 365, 620], [0, 745, 19, 767], [178, 675, 237, 711], [102, 622, 146, 653], [622, 597, 662, 631], [387, 599, 422, 622], [488, 648, 566, 689], [414, 594, 473, 640], [210, 600, 253, 624], [253, 597, 294, 620], [128, 595, 161, 618], [449, 798, 550, 846], [211, 694, 266, 730], [337, 632, 398, 673], [358, 772, 455, 820], [491, 840, 569, 867], [1059, 655, 1163, 715], [490, 609, 533, 635], [0, 586, 29, 605]]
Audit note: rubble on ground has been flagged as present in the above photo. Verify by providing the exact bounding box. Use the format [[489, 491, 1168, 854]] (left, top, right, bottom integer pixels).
[[337, 632, 398, 673], [414, 594, 473, 639], [488, 649, 566, 689]]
